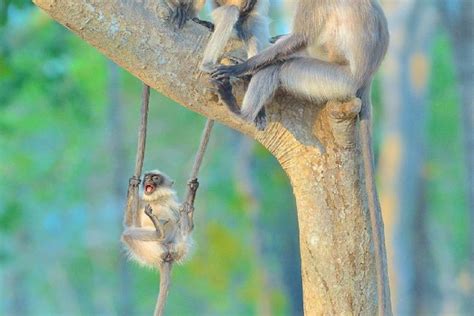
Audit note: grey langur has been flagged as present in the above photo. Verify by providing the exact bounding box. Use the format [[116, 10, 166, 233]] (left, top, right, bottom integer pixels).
[[200, 0, 270, 73], [212, 1, 391, 314], [212, 0, 389, 132], [122, 170, 191, 266], [122, 170, 196, 316]]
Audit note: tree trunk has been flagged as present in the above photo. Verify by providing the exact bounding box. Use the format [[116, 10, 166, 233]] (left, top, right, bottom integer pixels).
[[32, 0, 392, 313]]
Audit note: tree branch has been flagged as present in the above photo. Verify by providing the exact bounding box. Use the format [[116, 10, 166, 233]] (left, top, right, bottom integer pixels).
[[33, 0, 324, 154]]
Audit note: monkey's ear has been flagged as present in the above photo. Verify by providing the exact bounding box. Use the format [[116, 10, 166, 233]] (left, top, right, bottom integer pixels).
[[170, 181, 175, 187]]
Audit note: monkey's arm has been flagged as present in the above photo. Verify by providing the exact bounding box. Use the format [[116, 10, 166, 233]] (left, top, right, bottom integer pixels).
[[123, 176, 141, 227], [144, 205, 167, 240], [211, 33, 306, 79], [181, 178, 199, 232]]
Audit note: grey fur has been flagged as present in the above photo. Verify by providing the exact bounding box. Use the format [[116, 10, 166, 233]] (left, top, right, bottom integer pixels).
[[200, 0, 270, 73], [121, 170, 192, 267], [213, 0, 389, 123]]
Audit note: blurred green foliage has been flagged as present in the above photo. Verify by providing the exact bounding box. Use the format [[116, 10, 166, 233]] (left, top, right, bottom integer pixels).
[[427, 34, 469, 264]]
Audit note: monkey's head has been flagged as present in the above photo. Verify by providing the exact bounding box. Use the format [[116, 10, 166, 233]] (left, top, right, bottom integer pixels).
[[142, 170, 175, 201]]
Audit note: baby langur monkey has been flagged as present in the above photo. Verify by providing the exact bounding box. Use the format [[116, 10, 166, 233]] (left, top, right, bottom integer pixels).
[[199, 0, 270, 73], [121, 170, 192, 266], [122, 170, 197, 316]]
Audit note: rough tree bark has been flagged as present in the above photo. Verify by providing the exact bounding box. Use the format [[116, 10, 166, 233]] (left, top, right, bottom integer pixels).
[[33, 0, 392, 314]]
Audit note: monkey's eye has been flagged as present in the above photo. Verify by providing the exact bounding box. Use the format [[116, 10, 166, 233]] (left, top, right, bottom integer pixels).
[[152, 175, 161, 181]]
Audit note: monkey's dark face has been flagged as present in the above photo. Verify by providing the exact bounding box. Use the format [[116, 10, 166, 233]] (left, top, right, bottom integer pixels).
[[143, 173, 164, 196]]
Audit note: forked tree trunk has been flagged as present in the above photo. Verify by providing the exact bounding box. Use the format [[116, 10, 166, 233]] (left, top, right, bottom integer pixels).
[[33, 0, 392, 314]]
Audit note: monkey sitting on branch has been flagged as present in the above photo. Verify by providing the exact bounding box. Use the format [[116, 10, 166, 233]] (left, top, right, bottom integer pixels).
[[199, 0, 270, 73], [212, 1, 391, 314], [121, 170, 199, 316], [211, 0, 389, 132]]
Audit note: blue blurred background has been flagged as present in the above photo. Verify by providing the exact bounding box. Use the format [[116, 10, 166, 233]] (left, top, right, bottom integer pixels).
[[0, 0, 472, 315]]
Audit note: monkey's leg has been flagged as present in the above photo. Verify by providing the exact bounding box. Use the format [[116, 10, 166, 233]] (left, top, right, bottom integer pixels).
[[278, 57, 358, 101], [210, 77, 241, 115], [239, 64, 280, 129], [212, 33, 305, 79], [200, 5, 240, 73], [122, 228, 164, 242]]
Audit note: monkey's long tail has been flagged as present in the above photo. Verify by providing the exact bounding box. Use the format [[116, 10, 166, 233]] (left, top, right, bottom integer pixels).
[[357, 83, 392, 316], [154, 261, 173, 316]]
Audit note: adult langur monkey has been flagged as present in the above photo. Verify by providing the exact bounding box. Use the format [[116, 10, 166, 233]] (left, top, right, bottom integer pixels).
[[212, 0, 391, 314]]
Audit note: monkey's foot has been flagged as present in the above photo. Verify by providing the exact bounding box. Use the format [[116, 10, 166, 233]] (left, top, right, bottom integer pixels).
[[254, 109, 267, 131], [192, 18, 214, 31], [210, 77, 241, 115], [211, 62, 248, 80], [162, 252, 174, 263]]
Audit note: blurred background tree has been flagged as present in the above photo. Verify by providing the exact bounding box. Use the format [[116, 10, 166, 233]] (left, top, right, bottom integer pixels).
[[0, 0, 471, 315]]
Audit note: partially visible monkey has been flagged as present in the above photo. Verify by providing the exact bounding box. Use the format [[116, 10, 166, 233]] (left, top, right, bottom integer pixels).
[[212, 0, 389, 131], [163, 0, 207, 29], [212, 1, 391, 314], [199, 0, 270, 73], [122, 170, 197, 316]]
